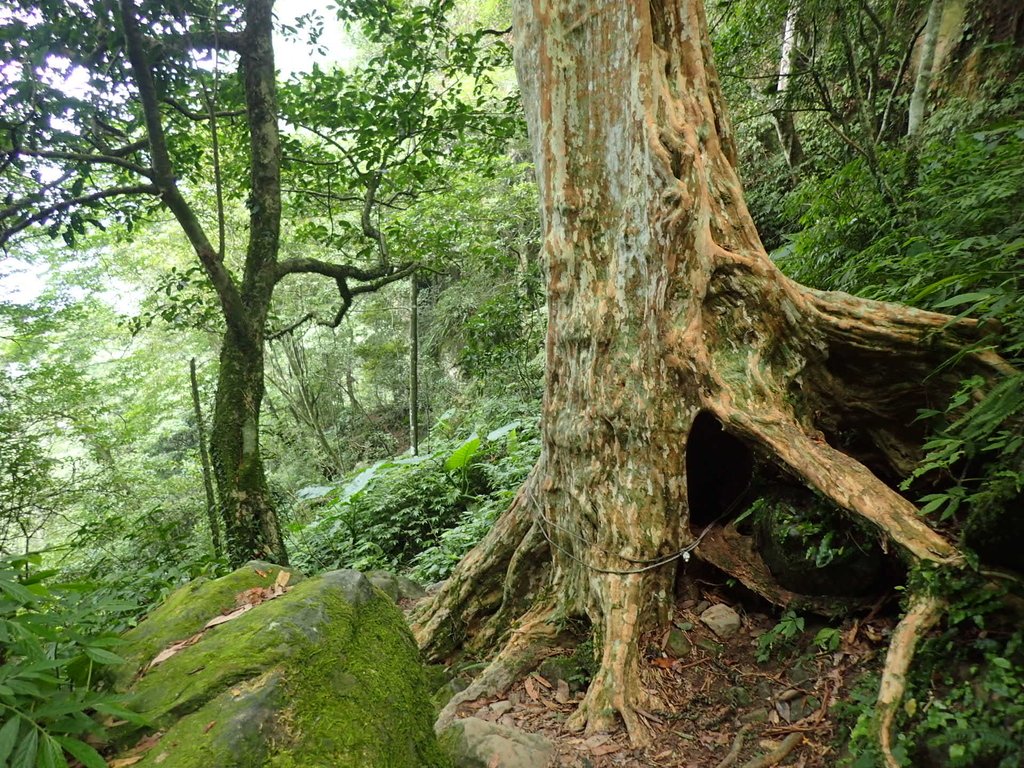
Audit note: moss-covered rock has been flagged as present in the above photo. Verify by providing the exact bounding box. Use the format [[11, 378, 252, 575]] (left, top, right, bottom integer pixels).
[[110, 564, 448, 768], [366, 569, 428, 602], [752, 487, 885, 597]]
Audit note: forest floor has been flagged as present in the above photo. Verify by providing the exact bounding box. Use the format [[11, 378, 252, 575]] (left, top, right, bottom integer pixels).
[[430, 578, 895, 768]]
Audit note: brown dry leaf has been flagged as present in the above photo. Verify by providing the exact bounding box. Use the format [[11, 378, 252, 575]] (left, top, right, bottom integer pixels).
[[154, 753, 170, 765], [254, 568, 268, 578], [204, 603, 253, 629], [203, 720, 216, 734], [108, 758, 144, 767], [129, 732, 163, 754], [274, 570, 291, 589], [235, 586, 270, 607], [591, 743, 620, 756], [531, 673, 552, 689], [651, 657, 676, 670], [146, 632, 204, 671], [524, 676, 539, 701], [636, 706, 663, 724]]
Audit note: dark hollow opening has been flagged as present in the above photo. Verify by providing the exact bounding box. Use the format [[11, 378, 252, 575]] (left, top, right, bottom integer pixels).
[[685, 411, 755, 529]]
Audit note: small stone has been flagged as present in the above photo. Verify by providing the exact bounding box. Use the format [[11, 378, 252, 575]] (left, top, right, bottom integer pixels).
[[681, 599, 697, 610], [490, 700, 513, 716], [740, 707, 770, 724], [695, 600, 711, 614], [727, 686, 752, 707], [555, 679, 572, 704], [696, 637, 724, 657], [665, 628, 692, 658], [700, 604, 742, 638], [498, 714, 517, 729], [673, 619, 694, 632]]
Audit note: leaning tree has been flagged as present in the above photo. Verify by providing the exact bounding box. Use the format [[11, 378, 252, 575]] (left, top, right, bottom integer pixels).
[[412, 0, 1013, 761], [0, 0, 509, 565]]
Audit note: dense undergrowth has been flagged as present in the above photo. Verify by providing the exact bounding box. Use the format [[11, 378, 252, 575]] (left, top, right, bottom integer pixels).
[[761, 109, 1024, 767], [288, 399, 540, 583]]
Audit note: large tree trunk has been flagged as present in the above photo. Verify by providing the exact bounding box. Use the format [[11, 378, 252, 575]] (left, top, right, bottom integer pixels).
[[210, 321, 287, 566], [413, 0, 1010, 748]]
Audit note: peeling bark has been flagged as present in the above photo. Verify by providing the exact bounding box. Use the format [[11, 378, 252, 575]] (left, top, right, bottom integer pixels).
[[413, 0, 1013, 747]]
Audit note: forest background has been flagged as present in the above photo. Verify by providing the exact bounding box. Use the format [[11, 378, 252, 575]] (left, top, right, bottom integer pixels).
[[0, 0, 1022, 766]]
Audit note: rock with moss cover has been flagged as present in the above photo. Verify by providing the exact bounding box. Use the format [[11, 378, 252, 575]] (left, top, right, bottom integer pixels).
[[109, 563, 448, 768], [365, 569, 428, 602]]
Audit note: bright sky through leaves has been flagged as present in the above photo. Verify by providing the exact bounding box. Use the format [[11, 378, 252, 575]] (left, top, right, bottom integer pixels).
[[0, 0, 351, 306]]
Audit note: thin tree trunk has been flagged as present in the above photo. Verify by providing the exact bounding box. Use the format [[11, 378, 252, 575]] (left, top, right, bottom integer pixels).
[[908, 0, 945, 137], [210, 326, 287, 566], [276, 336, 344, 472], [409, 273, 420, 455], [190, 357, 222, 557], [773, 1, 804, 169]]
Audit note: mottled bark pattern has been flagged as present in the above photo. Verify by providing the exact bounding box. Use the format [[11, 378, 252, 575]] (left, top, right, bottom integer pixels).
[[415, 0, 1010, 744]]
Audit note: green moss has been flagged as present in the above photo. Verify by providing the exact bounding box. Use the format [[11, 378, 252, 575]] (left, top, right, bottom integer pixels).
[[111, 567, 447, 767], [114, 561, 303, 688], [267, 590, 450, 768], [132, 672, 286, 767]]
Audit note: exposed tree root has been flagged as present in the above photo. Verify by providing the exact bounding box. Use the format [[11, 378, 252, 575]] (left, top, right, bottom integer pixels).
[[719, 406, 960, 565], [695, 522, 872, 614], [740, 732, 803, 768], [565, 573, 664, 745], [433, 600, 560, 733], [412, 466, 547, 660], [716, 725, 751, 768], [876, 593, 946, 768]]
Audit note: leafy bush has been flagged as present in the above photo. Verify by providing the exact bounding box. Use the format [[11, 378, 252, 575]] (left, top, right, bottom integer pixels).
[[842, 572, 1024, 767], [288, 415, 540, 580], [775, 119, 1024, 564], [0, 553, 144, 768], [755, 609, 805, 663]]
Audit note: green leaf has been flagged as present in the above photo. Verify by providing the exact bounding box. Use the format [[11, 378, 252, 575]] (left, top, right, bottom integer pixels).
[[36, 736, 67, 768], [486, 421, 520, 441], [445, 435, 480, 472], [82, 647, 126, 666], [12, 726, 37, 768], [0, 578, 39, 605], [931, 291, 994, 309], [52, 738, 106, 768], [0, 717, 22, 764], [91, 702, 147, 725]]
